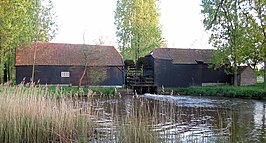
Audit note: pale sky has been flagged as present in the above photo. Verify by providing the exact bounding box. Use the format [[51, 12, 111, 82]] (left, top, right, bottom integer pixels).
[[52, 0, 212, 49]]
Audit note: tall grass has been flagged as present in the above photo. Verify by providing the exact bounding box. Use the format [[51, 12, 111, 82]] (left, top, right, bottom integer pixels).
[[116, 98, 162, 143], [86, 95, 162, 143], [118, 119, 160, 143], [0, 85, 161, 142], [0, 85, 92, 142], [2, 83, 239, 142]]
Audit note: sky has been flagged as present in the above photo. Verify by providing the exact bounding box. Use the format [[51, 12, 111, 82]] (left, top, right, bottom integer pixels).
[[52, 0, 212, 49]]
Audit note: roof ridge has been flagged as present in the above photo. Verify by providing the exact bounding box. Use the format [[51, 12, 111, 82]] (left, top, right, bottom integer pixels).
[[32, 42, 115, 48], [156, 48, 215, 50]]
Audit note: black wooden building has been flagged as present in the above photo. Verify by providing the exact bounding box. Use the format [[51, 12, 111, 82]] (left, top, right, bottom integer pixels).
[[140, 48, 231, 88], [16, 42, 124, 86]]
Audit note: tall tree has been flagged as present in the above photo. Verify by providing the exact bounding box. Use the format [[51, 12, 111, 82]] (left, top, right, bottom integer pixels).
[[0, 0, 57, 84], [0, 0, 35, 83], [31, 0, 57, 82], [115, 0, 163, 61], [246, 0, 266, 88], [202, 0, 247, 86]]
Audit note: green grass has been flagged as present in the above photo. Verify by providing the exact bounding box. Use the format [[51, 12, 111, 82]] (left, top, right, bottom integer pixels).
[[35, 85, 117, 97], [174, 83, 266, 100]]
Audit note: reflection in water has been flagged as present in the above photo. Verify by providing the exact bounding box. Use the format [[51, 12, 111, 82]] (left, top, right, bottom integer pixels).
[[80, 94, 266, 142], [253, 102, 266, 143]]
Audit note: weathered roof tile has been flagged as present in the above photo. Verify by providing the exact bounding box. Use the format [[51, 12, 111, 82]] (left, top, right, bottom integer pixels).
[[16, 42, 124, 66], [151, 48, 214, 64]]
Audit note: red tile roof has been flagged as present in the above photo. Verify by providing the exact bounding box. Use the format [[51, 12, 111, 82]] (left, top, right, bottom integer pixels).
[[151, 48, 214, 64], [16, 42, 124, 66]]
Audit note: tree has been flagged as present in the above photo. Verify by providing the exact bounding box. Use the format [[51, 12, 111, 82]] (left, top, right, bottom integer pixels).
[[246, 0, 266, 88], [0, 0, 57, 84], [202, 0, 247, 86], [31, 0, 57, 83], [202, 0, 266, 88], [93, 36, 109, 45], [114, 0, 163, 61], [79, 33, 107, 87], [0, 0, 35, 83]]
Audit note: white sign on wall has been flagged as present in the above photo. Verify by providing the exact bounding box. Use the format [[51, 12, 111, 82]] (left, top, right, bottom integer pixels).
[[61, 72, 70, 78]]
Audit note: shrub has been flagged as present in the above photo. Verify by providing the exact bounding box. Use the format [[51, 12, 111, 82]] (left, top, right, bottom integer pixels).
[[177, 84, 266, 100]]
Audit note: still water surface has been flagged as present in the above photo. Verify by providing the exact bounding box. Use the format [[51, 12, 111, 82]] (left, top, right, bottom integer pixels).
[[82, 94, 266, 142]]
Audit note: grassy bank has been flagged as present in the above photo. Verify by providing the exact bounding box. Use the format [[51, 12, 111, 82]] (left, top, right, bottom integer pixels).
[[175, 83, 266, 100], [37, 85, 117, 97]]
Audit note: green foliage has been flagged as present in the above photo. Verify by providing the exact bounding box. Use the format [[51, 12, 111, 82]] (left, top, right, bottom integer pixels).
[[0, 0, 33, 82], [33, 0, 58, 42], [256, 67, 264, 77], [202, 0, 249, 86], [201, 0, 266, 87], [237, 0, 266, 71], [249, 0, 266, 88], [0, 0, 57, 83], [115, 0, 163, 61]]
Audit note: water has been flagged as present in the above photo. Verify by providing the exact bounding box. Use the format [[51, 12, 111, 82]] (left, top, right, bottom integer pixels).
[[80, 94, 266, 143]]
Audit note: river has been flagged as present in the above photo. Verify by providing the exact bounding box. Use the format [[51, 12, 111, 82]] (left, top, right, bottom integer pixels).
[[80, 94, 266, 142]]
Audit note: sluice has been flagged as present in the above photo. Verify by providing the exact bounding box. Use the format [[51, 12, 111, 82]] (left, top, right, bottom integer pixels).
[[132, 84, 157, 94]]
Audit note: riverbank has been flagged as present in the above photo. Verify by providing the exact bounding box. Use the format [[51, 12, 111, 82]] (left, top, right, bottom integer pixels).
[[40, 85, 135, 96], [40, 85, 117, 96], [34, 83, 266, 100], [165, 83, 266, 100]]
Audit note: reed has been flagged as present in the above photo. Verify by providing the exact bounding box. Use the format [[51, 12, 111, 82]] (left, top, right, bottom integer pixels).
[[118, 119, 160, 143], [1, 84, 236, 142], [116, 98, 161, 143], [0, 85, 92, 142], [0, 85, 161, 142]]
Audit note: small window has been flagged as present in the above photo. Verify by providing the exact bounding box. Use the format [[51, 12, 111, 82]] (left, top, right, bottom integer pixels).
[[61, 72, 70, 78]]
